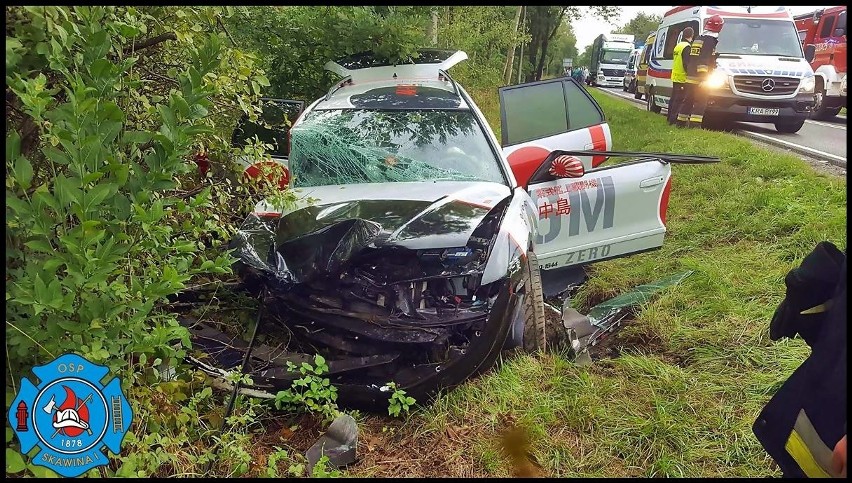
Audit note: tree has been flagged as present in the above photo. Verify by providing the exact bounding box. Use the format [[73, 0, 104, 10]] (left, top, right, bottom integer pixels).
[[615, 12, 662, 41], [545, 22, 579, 77], [576, 43, 594, 72], [522, 6, 619, 82]]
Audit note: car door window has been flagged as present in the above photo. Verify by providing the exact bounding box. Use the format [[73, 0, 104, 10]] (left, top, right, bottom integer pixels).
[[819, 14, 836, 39], [499, 78, 604, 147]]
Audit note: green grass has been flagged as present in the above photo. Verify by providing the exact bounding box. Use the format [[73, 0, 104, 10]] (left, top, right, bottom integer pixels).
[[346, 88, 846, 477], [841, 107, 847, 116]]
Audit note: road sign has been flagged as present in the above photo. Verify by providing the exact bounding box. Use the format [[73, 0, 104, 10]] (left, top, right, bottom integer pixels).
[[563, 58, 573, 68]]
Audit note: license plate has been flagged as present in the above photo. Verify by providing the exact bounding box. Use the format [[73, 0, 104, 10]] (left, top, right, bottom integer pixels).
[[748, 107, 780, 116]]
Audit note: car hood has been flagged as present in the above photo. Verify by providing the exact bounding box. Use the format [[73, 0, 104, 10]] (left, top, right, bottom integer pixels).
[[239, 181, 512, 284], [276, 181, 510, 250], [715, 56, 814, 78]]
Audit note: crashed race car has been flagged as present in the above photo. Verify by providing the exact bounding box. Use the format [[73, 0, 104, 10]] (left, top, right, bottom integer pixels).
[[184, 49, 717, 409]]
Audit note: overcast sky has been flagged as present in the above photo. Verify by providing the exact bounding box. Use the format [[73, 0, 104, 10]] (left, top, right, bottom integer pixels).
[[572, 6, 831, 51]]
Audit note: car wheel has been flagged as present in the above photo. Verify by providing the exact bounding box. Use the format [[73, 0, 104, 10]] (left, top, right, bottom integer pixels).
[[774, 119, 805, 133], [647, 87, 661, 113], [813, 92, 841, 120], [522, 251, 546, 353]]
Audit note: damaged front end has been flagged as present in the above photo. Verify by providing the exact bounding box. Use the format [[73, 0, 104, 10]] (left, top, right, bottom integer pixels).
[[206, 183, 525, 408]]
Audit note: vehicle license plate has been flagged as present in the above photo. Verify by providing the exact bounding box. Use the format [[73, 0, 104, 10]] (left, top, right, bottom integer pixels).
[[748, 107, 780, 116]]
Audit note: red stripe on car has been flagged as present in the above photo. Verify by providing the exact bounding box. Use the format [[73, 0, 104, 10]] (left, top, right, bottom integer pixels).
[[589, 125, 607, 167], [659, 177, 672, 226]]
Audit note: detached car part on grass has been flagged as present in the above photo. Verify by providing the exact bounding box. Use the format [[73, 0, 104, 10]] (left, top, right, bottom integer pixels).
[[183, 50, 719, 409]]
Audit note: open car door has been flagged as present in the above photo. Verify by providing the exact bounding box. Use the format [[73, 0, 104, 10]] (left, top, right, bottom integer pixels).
[[499, 77, 611, 188], [498, 78, 672, 272], [232, 98, 305, 189]]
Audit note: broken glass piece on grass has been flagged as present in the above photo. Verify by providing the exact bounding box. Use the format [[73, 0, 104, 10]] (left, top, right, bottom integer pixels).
[[306, 413, 358, 474], [562, 270, 694, 358]]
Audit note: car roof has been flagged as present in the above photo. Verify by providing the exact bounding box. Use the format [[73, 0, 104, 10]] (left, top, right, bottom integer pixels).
[[314, 49, 471, 110]]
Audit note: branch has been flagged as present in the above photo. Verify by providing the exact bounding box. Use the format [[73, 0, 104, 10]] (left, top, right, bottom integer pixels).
[[217, 17, 237, 46], [547, 7, 568, 41], [123, 32, 177, 55]]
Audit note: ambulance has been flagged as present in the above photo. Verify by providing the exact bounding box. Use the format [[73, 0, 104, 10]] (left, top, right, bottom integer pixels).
[[644, 6, 817, 133]]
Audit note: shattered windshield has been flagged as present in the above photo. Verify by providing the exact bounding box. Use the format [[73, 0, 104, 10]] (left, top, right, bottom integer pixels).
[[288, 109, 506, 187], [716, 19, 804, 57]]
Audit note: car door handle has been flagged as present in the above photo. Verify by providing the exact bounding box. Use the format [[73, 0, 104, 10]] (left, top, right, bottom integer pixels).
[[639, 176, 664, 189]]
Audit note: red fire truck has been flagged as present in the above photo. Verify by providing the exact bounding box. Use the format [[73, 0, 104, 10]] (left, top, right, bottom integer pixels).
[[794, 6, 847, 119]]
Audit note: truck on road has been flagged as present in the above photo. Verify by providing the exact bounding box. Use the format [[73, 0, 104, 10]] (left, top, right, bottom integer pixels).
[[589, 33, 635, 88], [795, 6, 847, 119]]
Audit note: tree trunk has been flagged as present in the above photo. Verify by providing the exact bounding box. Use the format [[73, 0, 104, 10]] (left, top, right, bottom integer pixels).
[[516, 6, 526, 84], [427, 8, 438, 46], [534, 36, 550, 80], [503, 6, 523, 85]]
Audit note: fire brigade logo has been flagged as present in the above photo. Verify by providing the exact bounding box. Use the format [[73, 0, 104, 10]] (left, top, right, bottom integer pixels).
[[8, 353, 133, 477]]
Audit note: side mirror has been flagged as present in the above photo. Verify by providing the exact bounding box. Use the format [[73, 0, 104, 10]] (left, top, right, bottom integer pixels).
[[804, 44, 816, 63], [526, 151, 586, 187]]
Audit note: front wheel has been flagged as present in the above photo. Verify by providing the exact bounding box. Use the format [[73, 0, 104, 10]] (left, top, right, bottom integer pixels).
[[522, 251, 546, 353], [774, 118, 806, 133], [811, 91, 842, 120], [647, 88, 661, 113]]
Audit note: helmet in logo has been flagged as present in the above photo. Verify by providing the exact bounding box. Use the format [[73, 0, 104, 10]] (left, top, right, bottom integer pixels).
[[704, 15, 725, 33], [761, 78, 776, 92]]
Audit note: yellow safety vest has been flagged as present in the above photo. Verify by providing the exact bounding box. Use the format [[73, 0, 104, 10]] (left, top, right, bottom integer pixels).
[[671, 41, 690, 83]]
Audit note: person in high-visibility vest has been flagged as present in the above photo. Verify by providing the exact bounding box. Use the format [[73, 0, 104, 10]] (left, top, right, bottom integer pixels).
[[677, 15, 724, 127], [753, 241, 847, 477], [667, 27, 694, 125]]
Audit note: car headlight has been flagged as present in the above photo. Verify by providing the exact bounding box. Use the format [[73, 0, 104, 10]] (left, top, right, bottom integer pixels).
[[703, 70, 728, 89], [799, 76, 815, 93]]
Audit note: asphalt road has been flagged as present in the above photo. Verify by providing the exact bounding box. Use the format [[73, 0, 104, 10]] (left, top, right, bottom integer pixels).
[[596, 86, 847, 169]]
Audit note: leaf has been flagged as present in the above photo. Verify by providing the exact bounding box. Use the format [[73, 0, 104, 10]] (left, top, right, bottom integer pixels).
[[122, 131, 152, 145], [42, 147, 70, 165], [6, 131, 21, 163], [28, 464, 59, 478], [24, 239, 54, 254], [14, 156, 33, 190], [255, 74, 270, 87], [5, 449, 26, 474]]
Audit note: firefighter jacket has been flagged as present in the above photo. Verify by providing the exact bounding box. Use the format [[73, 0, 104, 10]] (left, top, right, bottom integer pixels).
[[685, 33, 718, 84], [753, 241, 847, 477], [671, 40, 691, 83]]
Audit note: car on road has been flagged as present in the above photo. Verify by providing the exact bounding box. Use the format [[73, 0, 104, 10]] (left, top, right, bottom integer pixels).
[[190, 49, 694, 409], [622, 48, 643, 95]]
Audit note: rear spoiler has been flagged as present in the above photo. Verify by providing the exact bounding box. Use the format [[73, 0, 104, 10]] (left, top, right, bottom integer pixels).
[[324, 50, 468, 79]]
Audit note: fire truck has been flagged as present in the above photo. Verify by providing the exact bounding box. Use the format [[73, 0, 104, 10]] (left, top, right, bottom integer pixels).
[[795, 6, 847, 119]]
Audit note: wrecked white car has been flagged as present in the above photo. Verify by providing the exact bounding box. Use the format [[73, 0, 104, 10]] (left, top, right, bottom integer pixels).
[[185, 50, 715, 408]]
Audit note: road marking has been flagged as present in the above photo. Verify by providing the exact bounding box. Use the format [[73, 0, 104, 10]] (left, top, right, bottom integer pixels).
[[741, 131, 847, 165], [805, 119, 846, 130]]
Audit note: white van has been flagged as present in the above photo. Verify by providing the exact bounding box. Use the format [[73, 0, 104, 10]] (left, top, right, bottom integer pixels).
[[622, 48, 643, 94], [644, 6, 817, 133]]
